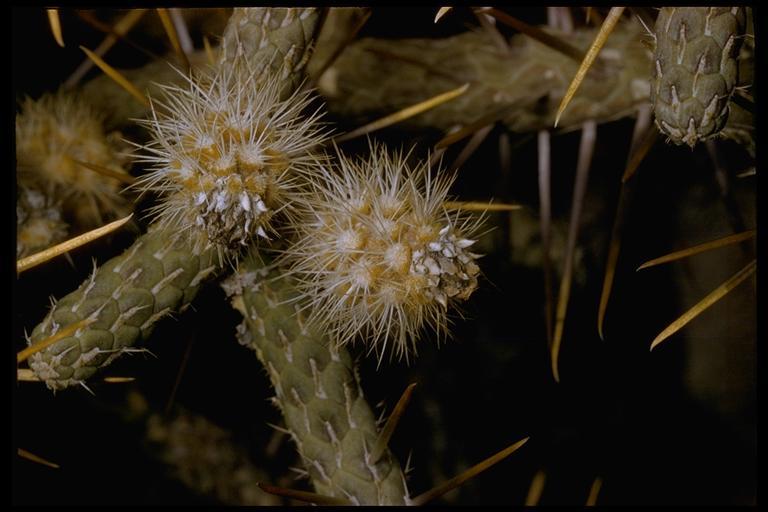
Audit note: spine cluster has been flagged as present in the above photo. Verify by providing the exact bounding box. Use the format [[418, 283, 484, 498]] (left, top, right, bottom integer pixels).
[[282, 143, 483, 361], [136, 62, 328, 255]]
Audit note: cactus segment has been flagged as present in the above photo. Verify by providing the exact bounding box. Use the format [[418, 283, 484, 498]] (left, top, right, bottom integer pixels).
[[26, 228, 219, 391], [316, 20, 651, 133], [223, 256, 409, 505], [219, 8, 320, 98], [652, 7, 746, 147]]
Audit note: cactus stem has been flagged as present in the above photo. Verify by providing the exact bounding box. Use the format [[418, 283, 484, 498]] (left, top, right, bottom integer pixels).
[[80, 45, 150, 107], [637, 230, 755, 271], [412, 436, 530, 506], [443, 201, 522, 212], [334, 83, 470, 143], [46, 9, 64, 47], [16, 213, 133, 274], [554, 6, 625, 128], [17, 317, 94, 364], [620, 127, 658, 183], [371, 382, 417, 464], [256, 482, 353, 506]]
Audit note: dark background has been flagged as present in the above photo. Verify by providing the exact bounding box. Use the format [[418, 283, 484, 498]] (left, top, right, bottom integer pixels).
[[12, 7, 757, 506]]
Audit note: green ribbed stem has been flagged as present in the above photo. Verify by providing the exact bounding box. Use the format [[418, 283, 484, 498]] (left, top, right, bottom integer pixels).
[[652, 7, 746, 147], [27, 228, 219, 391], [316, 20, 651, 133], [219, 7, 319, 98], [224, 256, 409, 505]]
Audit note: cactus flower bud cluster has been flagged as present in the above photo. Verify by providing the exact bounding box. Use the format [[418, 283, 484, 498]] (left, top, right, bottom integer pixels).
[[281, 142, 483, 361]]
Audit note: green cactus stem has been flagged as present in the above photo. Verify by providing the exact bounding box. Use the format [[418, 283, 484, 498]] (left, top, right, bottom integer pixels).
[[651, 7, 746, 147], [26, 228, 219, 391], [223, 255, 410, 505], [219, 7, 320, 98], [315, 19, 652, 133]]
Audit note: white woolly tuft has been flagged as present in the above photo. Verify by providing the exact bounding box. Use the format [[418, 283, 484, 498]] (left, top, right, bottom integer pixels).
[[281, 141, 485, 363]]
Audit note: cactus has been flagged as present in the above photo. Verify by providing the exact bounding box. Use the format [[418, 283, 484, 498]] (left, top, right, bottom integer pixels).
[[26, 227, 218, 390], [16, 183, 68, 258], [14, 7, 755, 507], [651, 7, 747, 147], [223, 255, 409, 505]]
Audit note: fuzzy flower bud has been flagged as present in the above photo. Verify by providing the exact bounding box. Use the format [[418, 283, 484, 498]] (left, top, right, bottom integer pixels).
[[135, 61, 328, 256], [282, 142, 483, 361], [15, 91, 131, 228]]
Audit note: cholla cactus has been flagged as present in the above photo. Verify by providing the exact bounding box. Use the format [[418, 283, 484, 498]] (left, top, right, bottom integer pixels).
[[135, 61, 328, 255], [281, 142, 483, 361], [15, 91, 131, 228]]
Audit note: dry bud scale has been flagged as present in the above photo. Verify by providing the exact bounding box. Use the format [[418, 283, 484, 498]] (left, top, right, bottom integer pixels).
[[281, 142, 484, 362]]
